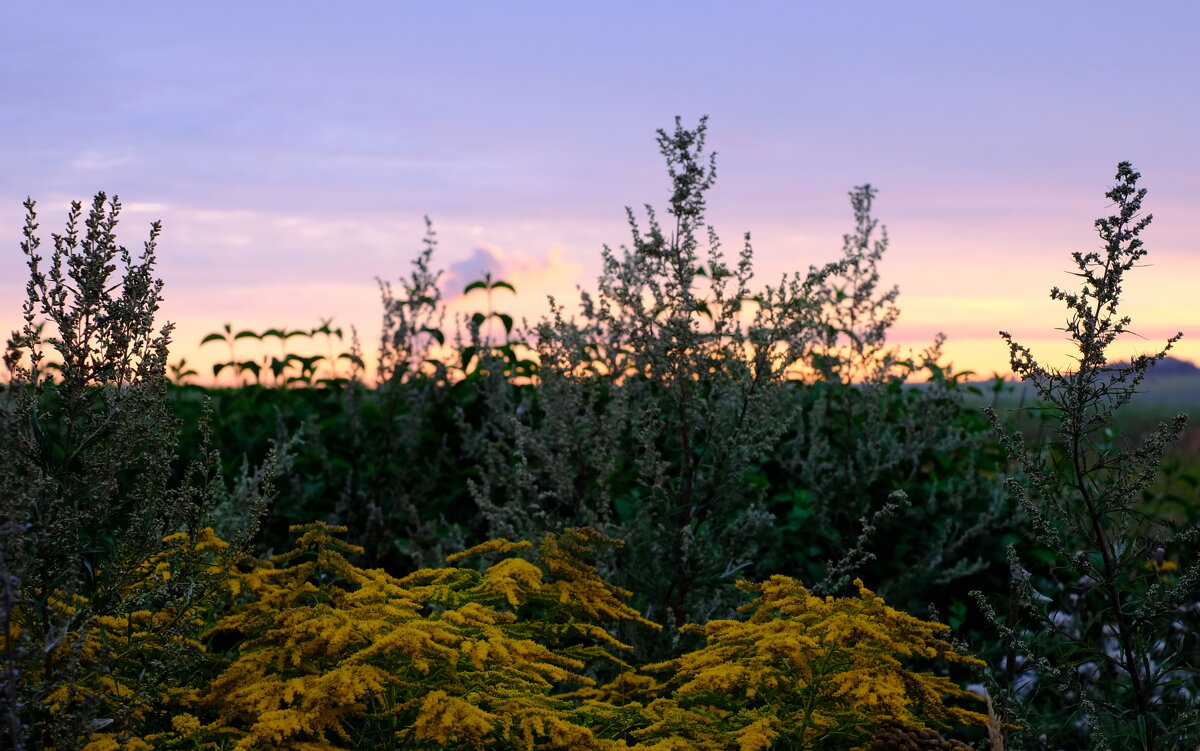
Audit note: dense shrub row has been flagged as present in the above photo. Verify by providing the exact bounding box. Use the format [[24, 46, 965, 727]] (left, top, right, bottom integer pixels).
[[3, 120, 1196, 749]]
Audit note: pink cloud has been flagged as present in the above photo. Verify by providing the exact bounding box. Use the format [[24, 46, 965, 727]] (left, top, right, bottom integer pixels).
[[442, 241, 583, 302]]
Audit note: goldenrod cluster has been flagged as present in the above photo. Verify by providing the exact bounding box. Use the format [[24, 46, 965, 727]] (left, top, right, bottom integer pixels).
[[142, 523, 656, 750], [37, 525, 984, 750], [19, 528, 230, 748], [629, 576, 988, 750]]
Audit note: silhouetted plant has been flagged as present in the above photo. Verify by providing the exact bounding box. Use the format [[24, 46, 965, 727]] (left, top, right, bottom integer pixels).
[[168, 356, 198, 384], [462, 117, 1011, 663], [200, 320, 361, 387], [773, 186, 1010, 611], [466, 117, 858, 653], [975, 162, 1199, 749], [459, 274, 539, 382], [465, 271, 517, 348], [0, 194, 283, 750], [200, 322, 261, 385], [377, 216, 448, 387]]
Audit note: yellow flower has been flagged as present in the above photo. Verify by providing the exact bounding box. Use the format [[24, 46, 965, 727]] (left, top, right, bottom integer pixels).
[[639, 575, 986, 750], [1144, 559, 1179, 572], [171, 712, 202, 732], [191, 524, 646, 749]]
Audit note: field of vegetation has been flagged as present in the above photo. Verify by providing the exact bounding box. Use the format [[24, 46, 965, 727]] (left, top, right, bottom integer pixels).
[[2, 120, 1196, 750]]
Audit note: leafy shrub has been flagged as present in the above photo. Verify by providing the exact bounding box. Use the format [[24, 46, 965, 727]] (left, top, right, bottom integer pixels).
[[461, 117, 1015, 654], [0, 194, 283, 751], [29, 529, 233, 750], [761, 186, 1009, 611]]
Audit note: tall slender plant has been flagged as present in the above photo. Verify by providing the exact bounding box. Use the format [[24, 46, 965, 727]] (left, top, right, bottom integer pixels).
[[376, 215, 447, 386], [976, 163, 1198, 749]]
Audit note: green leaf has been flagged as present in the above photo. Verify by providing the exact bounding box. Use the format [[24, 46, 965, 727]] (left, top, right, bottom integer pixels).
[[463, 281, 487, 295], [471, 312, 487, 328], [298, 355, 324, 371], [494, 313, 514, 333], [948, 600, 968, 631], [1028, 547, 1057, 567], [338, 352, 365, 369], [234, 330, 261, 340], [461, 346, 478, 372], [490, 280, 516, 293], [420, 326, 445, 346], [200, 333, 227, 345], [615, 496, 635, 523], [284, 354, 324, 374]]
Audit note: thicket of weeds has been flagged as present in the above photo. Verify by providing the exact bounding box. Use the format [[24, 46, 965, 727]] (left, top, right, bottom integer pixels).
[[2, 121, 1195, 750]]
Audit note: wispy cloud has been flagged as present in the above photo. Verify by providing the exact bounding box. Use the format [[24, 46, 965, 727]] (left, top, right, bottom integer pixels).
[[69, 149, 137, 171]]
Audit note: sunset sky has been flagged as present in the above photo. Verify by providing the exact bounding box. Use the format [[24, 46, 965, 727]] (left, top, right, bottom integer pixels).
[[3, 3, 1198, 383]]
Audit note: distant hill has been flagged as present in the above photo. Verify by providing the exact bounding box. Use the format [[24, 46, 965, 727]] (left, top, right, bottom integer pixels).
[[957, 356, 1200, 409], [1107, 355, 1200, 380]]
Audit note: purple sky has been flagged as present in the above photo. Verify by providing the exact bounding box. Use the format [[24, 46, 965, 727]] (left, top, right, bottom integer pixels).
[[3, 2, 1198, 381]]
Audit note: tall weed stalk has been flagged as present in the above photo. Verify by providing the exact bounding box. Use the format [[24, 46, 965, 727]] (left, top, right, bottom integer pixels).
[[977, 163, 1198, 749]]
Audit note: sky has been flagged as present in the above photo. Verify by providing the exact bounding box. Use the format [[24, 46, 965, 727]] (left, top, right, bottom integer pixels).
[[2, 2, 1198, 384]]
